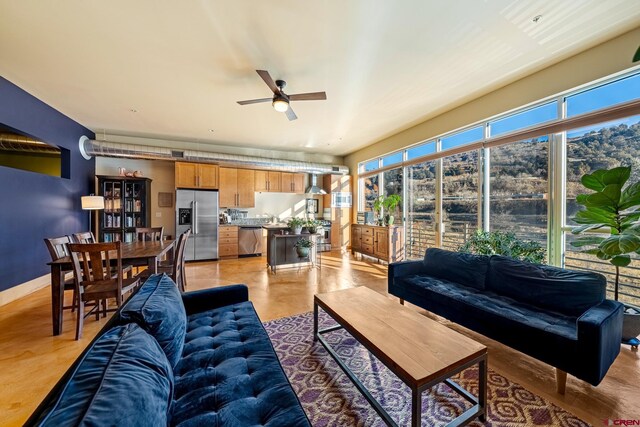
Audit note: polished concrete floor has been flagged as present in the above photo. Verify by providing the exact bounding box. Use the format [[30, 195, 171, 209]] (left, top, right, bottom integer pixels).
[[0, 252, 638, 426]]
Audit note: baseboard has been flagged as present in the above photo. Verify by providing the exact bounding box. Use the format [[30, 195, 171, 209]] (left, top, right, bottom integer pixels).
[[0, 274, 50, 306]]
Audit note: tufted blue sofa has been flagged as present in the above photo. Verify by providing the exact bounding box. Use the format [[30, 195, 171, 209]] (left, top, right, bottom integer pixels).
[[388, 248, 624, 390], [26, 274, 310, 427]]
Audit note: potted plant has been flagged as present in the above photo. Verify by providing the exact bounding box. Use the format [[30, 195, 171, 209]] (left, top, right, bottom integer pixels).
[[382, 194, 402, 226], [570, 166, 640, 348], [459, 229, 546, 264], [305, 219, 321, 234], [373, 196, 385, 225], [294, 238, 314, 258], [287, 217, 305, 235]]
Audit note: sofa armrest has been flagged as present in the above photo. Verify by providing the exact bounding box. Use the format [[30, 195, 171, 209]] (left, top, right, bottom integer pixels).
[[576, 299, 624, 385], [181, 284, 249, 316], [388, 260, 426, 293]]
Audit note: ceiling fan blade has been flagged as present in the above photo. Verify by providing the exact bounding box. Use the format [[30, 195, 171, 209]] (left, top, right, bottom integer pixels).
[[237, 98, 272, 105], [256, 70, 280, 94], [288, 92, 327, 101], [285, 107, 297, 121]]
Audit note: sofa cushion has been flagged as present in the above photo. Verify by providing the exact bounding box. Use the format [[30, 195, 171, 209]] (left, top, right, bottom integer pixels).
[[39, 323, 173, 427], [171, 301, 309, 427], [423, 248, 490, 290], [486, 255, 606, 316], [120, 273, 187, 368]]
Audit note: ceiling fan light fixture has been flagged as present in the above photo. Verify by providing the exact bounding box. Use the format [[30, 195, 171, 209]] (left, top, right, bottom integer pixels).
[[272, 98, 289, 112]]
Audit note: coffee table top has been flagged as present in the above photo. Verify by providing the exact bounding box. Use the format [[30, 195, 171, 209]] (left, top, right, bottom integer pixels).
[[314, 286, 487, 388]]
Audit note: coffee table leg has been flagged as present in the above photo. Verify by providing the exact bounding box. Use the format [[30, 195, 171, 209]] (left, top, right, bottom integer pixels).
[[313, 302, 319, 341], [479, 356, 487, 422], [412, 387, 422, 427]]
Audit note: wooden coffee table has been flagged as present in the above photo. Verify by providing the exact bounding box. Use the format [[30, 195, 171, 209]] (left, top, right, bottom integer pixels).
[[313, 286, 487, 427]]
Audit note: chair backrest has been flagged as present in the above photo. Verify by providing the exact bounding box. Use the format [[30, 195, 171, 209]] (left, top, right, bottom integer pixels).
[[44, 236, 72, 261], [173, 230, 190, 289], [68, 242, 122, 291], [136, 227, 164, 242], [73, 231, 96, 244]]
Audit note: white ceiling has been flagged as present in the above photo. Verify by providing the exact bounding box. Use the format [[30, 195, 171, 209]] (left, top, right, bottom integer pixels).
[[1, 1, 639, 157]]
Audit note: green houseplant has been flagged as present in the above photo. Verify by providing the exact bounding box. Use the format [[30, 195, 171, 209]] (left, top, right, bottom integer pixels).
[[305, 219, 322, 234], [459, 229, 546, 264], [382, 194, 402, 226], [287, 217, 305, 235], [570, 166, 640, 344], [294, 238, 314, 258]]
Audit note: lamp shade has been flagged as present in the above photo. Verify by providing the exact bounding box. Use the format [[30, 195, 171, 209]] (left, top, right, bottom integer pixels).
[[272, 98, 289, 112], [81, 195, 104, 210]]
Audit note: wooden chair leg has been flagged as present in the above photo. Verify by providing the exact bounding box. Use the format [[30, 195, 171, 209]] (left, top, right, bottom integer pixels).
[[71, 289, 77, 313], [76, 299, 84, 340], [556, 368, 567, 394]]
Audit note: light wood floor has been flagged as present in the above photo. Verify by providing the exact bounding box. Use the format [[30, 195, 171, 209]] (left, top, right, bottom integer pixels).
[[0, 252, 638, 426]]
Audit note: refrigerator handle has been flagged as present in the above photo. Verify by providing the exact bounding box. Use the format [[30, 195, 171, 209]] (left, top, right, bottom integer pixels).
[[192, 200, 198, 235]]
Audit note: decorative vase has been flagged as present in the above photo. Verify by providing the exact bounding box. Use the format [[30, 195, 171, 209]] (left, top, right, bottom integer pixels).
[[386, 215, 394, 226], [291, 226, 302, 235], [296, 246, 310, 258]]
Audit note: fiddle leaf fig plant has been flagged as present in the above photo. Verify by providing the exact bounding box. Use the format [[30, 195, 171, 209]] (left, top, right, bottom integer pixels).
[[571, 166, 640, 300]]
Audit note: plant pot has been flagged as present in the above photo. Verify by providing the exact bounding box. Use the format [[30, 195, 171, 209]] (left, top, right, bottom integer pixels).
[[290, 226, 302, 235], [296, 246, 310, 258], [622, 304, 640, 342], [386, 215, 394, 226], [308, 227, 317, 234]]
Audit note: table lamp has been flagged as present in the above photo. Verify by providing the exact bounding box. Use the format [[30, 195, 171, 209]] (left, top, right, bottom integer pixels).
[[81, 195, 104, 237]]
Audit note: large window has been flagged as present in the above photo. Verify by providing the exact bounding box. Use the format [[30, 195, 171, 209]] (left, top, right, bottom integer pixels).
[[441, 151, 479, 251], [383, 167, 403, 224], [406, 160, 437, 258], [356, 70, 640, 305], [363, 175, 379, 212], [564, 115, 640, 305], [490, 138, 548, 245]]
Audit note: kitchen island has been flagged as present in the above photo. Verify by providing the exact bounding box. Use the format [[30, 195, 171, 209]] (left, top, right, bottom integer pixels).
[[264, 225, 318, 273]]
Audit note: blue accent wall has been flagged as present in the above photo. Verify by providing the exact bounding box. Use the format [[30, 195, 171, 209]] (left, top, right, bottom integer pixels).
[[0, 76, 95, 292]]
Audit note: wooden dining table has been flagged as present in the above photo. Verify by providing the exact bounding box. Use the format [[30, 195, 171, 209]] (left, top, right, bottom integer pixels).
[[47, 239, 175, 336]]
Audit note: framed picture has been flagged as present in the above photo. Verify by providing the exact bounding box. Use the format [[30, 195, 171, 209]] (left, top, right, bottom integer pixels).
[[306, 198, 319, 214]]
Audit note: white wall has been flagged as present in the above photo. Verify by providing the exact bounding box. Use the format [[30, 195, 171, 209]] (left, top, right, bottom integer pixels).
[[95, 158, 176, 238], [241, 192, 324, 221]]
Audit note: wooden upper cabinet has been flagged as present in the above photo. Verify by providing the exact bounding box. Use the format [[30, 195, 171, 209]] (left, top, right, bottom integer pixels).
[[220, 167, 255, 208], [219, 167, 238, 208], [255, 170, 282, 192], [175, 162, 197, 188], [237, 169, 255, 207], [268, 171, 281, 192], [255, 170, 268, 192], [198, 164, 219, 189], [175, 162, 219, 189], [281, 172, 305, 193]]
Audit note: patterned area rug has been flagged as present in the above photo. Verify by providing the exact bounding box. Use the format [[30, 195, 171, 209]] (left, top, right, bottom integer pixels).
[[263, 311, 590, 427]]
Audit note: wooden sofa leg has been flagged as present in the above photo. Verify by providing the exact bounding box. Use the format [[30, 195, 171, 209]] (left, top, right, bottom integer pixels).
[[399, 298, 405, 305], [555, 368, 567, 394]]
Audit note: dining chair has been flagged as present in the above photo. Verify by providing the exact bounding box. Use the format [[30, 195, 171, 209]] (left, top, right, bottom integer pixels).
[[73, 231, 96, 244], [135, 227, 164, 242], [68, 242, 140, 340], [44, 236, 78, 313], [157, 229, 190, 292]]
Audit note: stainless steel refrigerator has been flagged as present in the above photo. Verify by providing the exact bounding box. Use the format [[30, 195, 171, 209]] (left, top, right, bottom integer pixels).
[[176, 190, 219, 261]]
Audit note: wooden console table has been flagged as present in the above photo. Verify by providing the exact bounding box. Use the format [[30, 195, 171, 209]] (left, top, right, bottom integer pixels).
[[351, 224, 404, 262]]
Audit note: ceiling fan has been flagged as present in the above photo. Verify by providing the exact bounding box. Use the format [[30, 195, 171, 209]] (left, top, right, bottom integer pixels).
[[237, 70, 327, 121]]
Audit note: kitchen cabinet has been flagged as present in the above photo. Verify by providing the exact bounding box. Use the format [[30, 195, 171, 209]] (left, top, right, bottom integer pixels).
[[255, 170, 282, 192], [219, 226, 239, 258], [219, 167, 255, 208], [351, 225, 404, 262], [175, 162, 219, 189], [281, 172, 305, 193]]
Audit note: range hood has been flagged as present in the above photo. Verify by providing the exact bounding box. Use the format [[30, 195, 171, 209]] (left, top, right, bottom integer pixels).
[[306, 174, 327, 194]]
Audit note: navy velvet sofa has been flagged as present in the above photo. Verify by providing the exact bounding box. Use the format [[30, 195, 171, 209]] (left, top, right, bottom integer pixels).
[[388, 248, 624, 390], [26, 274, 310, 427]]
